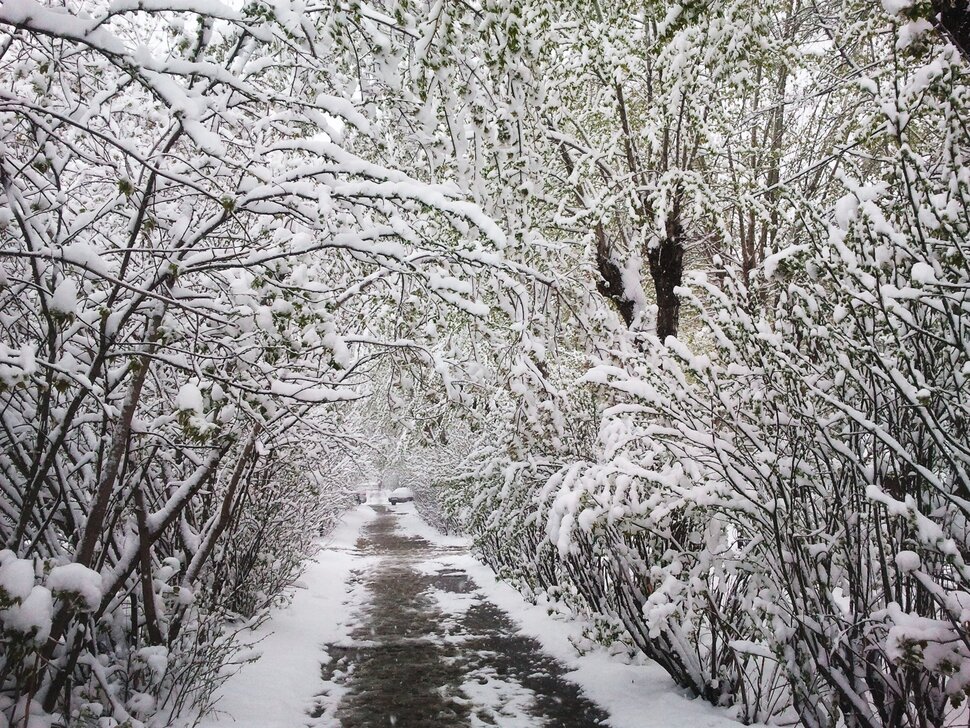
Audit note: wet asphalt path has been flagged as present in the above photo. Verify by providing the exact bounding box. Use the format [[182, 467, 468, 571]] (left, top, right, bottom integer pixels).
[[309, 507, 611, 728]]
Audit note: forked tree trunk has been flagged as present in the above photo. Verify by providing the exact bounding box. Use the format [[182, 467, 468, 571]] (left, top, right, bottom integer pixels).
[[38, 308, 165, 707], [594, 222, 636, 327], [183, 428, 259, 586]]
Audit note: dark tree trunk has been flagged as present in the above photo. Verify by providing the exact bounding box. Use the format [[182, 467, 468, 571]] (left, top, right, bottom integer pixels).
[[594, 222, 636, 327], [554, 131, 639, 328], [648, 198, 684, 341], [932, 0, 970, 60]]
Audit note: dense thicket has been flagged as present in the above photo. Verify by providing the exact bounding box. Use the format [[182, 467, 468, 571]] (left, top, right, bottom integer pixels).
[[1, 0, 968, 727], [426, 2, 970, 727], [0, 1, 521, 724]]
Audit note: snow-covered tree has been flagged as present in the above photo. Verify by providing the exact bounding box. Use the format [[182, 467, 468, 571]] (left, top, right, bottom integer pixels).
[[0, 0, 521, 723], [435, 2, 970, 726]]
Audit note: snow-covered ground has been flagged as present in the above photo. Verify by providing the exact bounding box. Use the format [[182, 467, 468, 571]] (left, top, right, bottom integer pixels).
[[198, 504, 744, 728], [197, 507, 377, 728]]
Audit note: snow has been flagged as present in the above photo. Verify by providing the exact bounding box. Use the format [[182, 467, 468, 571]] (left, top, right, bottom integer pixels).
[[62, 241, 110, 277], [196, 507, 377, 728], [201, 505, 743, 728], [426, 585, 480, 616], [268, 380, 357, 403], [896, 19, 934, 50], [106, 0, 240, 20], [3, 697, 52, 728], [895, 550, 921, 572], [762, 245, 807, 278], [129, 692, 156, 716], [136, 646, 169, 685], [910, 261, 937, 285], [175, 383, 204, 413], [462, 672, 537, 728], [880, 0, 913, 14], [0, 0, 126, 54], [49, 279, 78, 316], [46, 563, 103, 611], [833, 193, 858, 228], [0, 552, 35, 602], [1, 586, 53, 643]]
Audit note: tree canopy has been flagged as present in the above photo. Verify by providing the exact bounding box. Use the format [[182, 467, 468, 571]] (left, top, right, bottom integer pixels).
[[1, 0, 969, 726]]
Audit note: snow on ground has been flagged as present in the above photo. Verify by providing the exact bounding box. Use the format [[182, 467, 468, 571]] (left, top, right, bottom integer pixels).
[[461, 671, 537, 728], [197, 507, 376, 728], [393, 504, 744, 728], [199, 503, 745, 728]]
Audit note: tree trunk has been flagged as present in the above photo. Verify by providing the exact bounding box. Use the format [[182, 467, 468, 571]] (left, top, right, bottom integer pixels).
[[648, 197, 684, 341], [37, 309, 165, 707], [74, 308, 164, 568], [933, 0, 970, 60], [134, 485, 163, 645], [182, 428, 258, 586], [595, 222, 636, 327]]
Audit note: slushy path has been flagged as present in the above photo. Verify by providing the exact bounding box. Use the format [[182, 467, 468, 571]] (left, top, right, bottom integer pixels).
[[313, 506, 609, 727], [199, 504, 741, 728]]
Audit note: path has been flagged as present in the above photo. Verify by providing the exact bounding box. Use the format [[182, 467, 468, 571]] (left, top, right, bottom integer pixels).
[[313, 506, 609, 727], [199, 504, 741, 728]]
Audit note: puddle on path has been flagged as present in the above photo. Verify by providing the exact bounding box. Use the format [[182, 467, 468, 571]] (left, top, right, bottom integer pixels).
[[310, 507, 610, 728]]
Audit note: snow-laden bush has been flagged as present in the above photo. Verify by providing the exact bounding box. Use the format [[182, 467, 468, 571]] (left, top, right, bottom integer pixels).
[[444, 5, 970, 727], [0, 0, 518, 724]]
